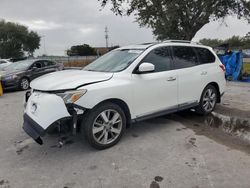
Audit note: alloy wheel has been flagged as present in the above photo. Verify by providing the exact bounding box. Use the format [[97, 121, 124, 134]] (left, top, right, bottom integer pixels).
[[202, 88, 216, 112], [92, 109, 122, 145], [21, 78, 29, 90]]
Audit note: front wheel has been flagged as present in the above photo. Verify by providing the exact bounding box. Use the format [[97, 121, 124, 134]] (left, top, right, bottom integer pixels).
[[196, 85, 218, 115], [19, 77, 30, 90], [81, 102, 126, 150]]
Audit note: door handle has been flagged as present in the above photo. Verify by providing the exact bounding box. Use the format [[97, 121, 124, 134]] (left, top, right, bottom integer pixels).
[[201, 71, 207, 75], [167, 77, 176, 81]]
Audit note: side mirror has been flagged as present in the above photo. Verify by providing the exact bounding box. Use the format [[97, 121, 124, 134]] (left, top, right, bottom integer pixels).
[[137, 62, 155, 73]]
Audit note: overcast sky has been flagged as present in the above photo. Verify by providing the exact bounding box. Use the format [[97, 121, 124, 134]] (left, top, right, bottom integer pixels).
[[0, 0, 250, 56]]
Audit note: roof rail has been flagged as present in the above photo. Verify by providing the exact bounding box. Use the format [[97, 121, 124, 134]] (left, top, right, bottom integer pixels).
[[139, 42, 158, 45], [163, 40, 199, 44]]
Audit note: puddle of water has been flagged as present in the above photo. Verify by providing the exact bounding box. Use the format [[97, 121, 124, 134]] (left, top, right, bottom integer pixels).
[[203, 112, 250, 142], [172, 111, 250, 142], [169, 111, 250, 153]]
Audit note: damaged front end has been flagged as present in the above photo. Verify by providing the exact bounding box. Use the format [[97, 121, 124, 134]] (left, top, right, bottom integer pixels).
[[23, 89, 86, 145]]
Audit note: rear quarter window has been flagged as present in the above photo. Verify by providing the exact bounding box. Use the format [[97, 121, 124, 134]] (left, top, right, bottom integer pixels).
[[195, 47, 216, 64]]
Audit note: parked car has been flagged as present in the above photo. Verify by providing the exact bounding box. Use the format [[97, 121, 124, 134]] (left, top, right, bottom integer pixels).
[[23, 41, 226, 149], [1, 59, 60, 90], [0, 59, 12, 70]]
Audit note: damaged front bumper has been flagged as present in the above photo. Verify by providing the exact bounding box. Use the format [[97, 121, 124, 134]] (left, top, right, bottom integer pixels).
[[23, 113, 46, 144], [23, 91, 75, 144]]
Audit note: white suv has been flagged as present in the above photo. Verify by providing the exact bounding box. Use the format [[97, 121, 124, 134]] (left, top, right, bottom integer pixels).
[[23, 41, 226, 149]]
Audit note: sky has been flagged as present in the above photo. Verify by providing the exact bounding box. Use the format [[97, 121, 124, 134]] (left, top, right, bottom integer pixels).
[[0, 0, 250, 56]]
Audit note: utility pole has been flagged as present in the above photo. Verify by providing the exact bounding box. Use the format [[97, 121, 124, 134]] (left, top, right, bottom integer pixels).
[[41, 35, 47, 55], [105, 26, 109, 49]]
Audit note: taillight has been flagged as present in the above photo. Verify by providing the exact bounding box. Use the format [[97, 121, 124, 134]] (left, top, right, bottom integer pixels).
[[219, 64, 225, 72]]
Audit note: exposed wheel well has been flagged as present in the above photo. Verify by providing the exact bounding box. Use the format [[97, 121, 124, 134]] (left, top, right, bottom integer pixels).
[[95, 99, 132, 128], [206, 82, 221, 103]]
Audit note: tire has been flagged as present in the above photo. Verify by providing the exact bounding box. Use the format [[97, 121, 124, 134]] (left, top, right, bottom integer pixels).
[[195, 85, 218, 115], [81, 102, 126, 150], [19, 77, 30, 90]]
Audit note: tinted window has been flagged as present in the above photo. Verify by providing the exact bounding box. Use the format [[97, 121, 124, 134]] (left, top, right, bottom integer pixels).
[[32, 61, 44, 69], [172, 46, 198, 69], [142, 47, 172, 72], [195, 47, 216, 64], [44, 60, 56, 66]]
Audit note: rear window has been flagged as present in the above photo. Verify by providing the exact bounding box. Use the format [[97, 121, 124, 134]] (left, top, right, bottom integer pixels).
[[195, 47, 216, 64]]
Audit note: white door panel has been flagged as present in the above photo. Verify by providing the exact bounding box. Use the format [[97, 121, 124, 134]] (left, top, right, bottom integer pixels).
[[132, 70, 178, 117], [177, 66, 204, 105]]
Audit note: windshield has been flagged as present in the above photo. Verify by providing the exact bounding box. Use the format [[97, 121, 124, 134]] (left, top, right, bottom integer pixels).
[[84, 49, 144, 72], [3, 60, 34, 71]]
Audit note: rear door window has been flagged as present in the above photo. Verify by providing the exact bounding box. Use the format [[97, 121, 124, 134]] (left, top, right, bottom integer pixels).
[[142, 47, 172, 72], [195, 47, 216, 64], [172, 46, 198, 69], [44, 60, 56, 67]]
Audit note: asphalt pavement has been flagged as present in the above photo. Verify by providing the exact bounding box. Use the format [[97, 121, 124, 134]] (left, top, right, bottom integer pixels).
[[0, 83, 250, 188]]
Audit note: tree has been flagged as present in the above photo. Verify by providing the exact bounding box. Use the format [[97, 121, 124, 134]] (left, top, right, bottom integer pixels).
[[99, 0, 250, 40], [0, 20, 40, 58], [24, 31, 41, 56], [199, 35, 250, 49], [67, 44, 97, 56], [199, 38, 224, 48], [225, 36, 243, 49]]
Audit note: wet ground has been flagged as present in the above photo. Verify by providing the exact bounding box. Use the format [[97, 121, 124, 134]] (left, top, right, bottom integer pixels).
[[214, 82, 250, 119], [0, 82, 250, 188], [169, 111, 250, 155]]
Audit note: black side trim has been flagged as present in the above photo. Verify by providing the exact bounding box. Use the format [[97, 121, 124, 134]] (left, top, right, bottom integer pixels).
[[132, 102, 198, 123], [178, 102, 199, 111], [133, 108, 177, 123]]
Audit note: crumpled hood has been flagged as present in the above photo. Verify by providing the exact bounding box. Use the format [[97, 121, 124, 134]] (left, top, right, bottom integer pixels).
[[30, 70, 113, 91]]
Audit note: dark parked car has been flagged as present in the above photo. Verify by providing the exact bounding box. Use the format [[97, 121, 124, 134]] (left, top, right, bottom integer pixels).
[[0, 59, 61, 90]]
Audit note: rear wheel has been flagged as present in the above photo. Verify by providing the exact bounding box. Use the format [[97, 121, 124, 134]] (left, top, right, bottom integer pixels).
[[19, 78, 30, 90], [81, 102, 126, 150], [196, 85, 218, 115]]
